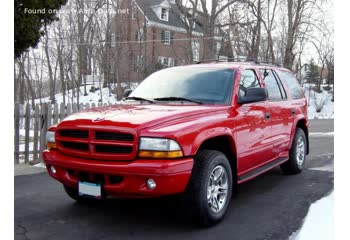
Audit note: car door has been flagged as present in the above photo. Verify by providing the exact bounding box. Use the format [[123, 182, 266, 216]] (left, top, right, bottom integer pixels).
[[259, 69, 291, 158], [234, 69, 273, 173]]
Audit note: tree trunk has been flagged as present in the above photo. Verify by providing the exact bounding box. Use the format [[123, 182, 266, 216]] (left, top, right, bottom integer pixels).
[[44, 25, 55, 103]]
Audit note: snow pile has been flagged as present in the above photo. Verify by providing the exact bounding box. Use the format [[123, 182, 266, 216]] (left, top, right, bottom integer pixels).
[[303, 84, 334, 119], [291, 192, 334, 240]]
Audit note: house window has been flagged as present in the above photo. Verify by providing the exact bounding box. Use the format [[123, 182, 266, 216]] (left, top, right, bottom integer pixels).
[[169, 58, 175, 67], [111, 33, 116, 47], [131, 5, 137, 20], [136, 29, 144, 42], [135, 55, 144, 72], [216, 42, 221, 56], [161, 30, 171, 45], [159, 56, 168, 66], [192, 40, 200, 62], [214, 28, 220, 35], [158, 57, 175, 67], [160, 8, 169, 21]]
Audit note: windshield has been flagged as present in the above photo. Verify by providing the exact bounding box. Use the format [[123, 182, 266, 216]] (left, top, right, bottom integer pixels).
[[129, 67, 235, 105]]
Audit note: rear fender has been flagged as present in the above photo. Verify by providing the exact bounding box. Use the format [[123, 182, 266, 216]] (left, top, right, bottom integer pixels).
[[289, 117, 310, 155]]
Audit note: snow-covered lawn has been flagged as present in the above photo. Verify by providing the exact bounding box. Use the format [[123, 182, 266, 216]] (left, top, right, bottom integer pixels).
[[304, 84, 334, 119], [31, 86, 119, 105], [291, 192, 334, 240]]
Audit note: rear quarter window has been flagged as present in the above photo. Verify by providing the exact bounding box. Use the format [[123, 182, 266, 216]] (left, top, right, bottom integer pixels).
[[276, 70, 304, 99]]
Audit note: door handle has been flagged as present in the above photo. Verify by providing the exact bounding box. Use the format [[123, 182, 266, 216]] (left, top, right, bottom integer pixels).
[[265, 112, 271, 120], [291, 109, 296, 115]]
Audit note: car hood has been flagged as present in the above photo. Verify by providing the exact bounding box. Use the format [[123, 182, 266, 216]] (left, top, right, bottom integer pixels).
[[58, 103, 228, 130]]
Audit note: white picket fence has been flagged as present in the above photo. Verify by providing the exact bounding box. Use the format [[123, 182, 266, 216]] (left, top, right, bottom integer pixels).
[[14, 102, 112, 164]]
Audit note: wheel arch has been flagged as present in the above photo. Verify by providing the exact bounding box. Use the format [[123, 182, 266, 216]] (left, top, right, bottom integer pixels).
[[195, 135, 238, 183], [294, 118, 310, 155]]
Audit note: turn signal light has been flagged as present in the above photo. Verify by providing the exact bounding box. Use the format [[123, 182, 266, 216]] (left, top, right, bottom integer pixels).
[[138, 150, 183, 158], [47, 142, 57, 150]]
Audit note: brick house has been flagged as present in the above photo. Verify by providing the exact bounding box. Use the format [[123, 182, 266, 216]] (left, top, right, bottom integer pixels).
[[112, 0, 223, 83]]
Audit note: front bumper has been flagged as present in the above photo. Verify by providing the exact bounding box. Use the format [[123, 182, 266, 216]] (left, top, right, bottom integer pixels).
[[43, 150, 194, 197]]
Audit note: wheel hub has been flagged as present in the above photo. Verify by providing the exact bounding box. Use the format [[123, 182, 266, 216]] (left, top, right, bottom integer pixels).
[[207, 165, 228, 213], [296, 136, 305, 166]]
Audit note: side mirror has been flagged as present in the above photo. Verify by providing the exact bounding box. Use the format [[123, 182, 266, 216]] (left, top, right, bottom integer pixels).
[[238, 88, 268, 105], [122, 89, 132, 98]]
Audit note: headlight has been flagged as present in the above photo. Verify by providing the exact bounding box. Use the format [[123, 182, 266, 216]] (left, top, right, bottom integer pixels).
[[46, 131, 57, 149], [138, 137, 183, 158]]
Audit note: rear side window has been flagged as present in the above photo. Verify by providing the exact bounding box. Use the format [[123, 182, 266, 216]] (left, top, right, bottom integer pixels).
[[239, 69, 261, 97], [276, 70, 303, 99], [260, 69, 285, 101]]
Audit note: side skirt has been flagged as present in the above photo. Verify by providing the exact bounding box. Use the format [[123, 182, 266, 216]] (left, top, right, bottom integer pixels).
[[238, 157, 288, 184]]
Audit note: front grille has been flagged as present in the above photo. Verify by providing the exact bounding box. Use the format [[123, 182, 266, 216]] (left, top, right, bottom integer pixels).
[[61, 141, 89, 151], [95, 145, 133, 153], [60, 130, 88, 138], [95, 131, 134, 141], [57, 128, 136, 160]]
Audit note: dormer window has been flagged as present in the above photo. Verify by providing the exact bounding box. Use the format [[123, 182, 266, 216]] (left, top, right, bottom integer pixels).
[[160, 8, 169, 21]]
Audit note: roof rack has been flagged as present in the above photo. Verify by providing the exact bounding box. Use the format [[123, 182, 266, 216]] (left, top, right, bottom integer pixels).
[[195, 57, 282, 67], [195, 57, 245, 64]]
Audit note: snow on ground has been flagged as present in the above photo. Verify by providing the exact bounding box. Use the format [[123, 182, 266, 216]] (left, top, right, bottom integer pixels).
[[19, 129, 37, 137], [34, 162, 46, 169], [290, 191, 334, 240], [309, 132, 334, 137], [304, 84, 334, 119], [30, 83, 140, 106], [31, 86, 119, 105]]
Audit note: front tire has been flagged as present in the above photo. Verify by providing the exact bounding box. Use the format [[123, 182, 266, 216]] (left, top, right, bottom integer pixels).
[[281, 128, 307, 174], [185, 150, 233, 226]]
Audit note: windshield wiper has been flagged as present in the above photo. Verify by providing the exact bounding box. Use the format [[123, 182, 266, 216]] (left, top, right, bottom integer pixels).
[[154, 97, 202, 104], [125, 96, 154, 103]]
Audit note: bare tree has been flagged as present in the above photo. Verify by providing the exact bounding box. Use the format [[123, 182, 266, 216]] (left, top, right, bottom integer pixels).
[[197, 0, 244, 59], [43, 24, 56, 104], [283, 0, 317, 70], [261, 0, 278, 63]]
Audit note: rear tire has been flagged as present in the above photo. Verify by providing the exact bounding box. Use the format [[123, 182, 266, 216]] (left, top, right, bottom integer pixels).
[[185, 150, 233, 226], [280, 128, 307, 174]]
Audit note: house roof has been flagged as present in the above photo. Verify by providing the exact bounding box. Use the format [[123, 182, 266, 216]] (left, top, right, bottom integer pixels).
[[134, 0, 205, 33]]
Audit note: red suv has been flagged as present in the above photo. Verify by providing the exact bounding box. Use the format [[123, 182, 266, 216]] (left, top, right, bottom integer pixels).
[[43, 62, 309, 226]]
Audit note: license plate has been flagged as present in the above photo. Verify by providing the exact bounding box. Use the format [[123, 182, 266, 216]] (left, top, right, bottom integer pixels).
[[78, 181, 102, 199]]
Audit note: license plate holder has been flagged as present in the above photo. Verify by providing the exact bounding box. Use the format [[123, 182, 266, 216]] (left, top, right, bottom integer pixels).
[[78, 181, 102, 199]]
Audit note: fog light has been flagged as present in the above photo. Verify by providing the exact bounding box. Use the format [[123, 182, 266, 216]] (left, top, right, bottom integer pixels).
[[146, 178, 156, 190], [50, 166, 56, 174]]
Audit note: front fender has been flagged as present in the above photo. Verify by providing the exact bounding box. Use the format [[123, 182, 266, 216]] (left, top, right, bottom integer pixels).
[[190, 127, 234, 155]]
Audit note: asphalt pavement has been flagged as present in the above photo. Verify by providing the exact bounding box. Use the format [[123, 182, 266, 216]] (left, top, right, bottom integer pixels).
[[14, 119, 334, 240]]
